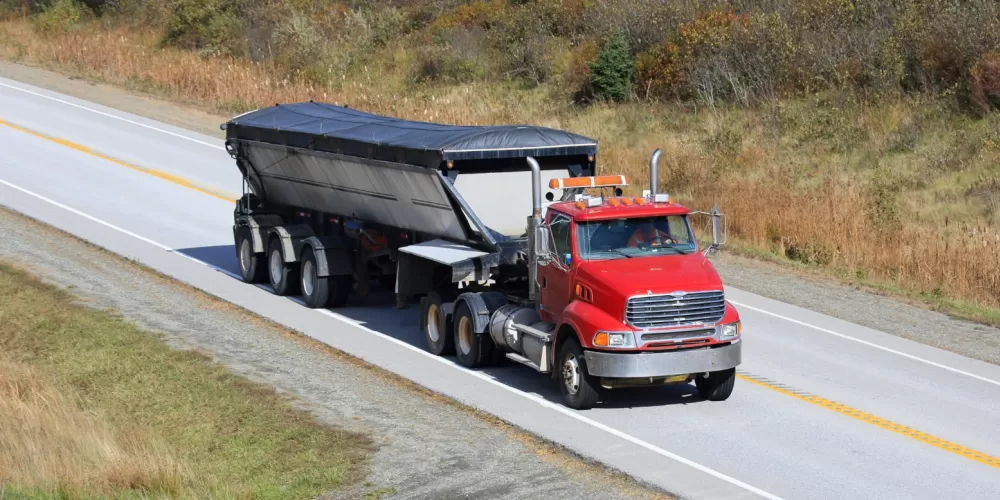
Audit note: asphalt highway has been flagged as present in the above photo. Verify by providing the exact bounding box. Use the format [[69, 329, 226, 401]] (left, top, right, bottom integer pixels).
[[3, 76, 1000, 500]]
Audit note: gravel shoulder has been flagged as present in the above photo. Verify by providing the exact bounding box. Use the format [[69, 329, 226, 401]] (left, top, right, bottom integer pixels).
[[0, 206, 665, 500], [4, 59, 997, 367]]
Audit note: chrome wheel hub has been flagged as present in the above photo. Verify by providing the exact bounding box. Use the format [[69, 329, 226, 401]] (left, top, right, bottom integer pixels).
[[562, 355, 580, 395], [458, 316, 473, 355], [426, 304, 440, 343], [239, 239, 251, 273], [269, 248, 282, 284], [302, 260, 315, 297]]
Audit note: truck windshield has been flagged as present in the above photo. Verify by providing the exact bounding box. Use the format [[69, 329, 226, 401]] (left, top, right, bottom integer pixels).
[[576, 215, 696, 260]]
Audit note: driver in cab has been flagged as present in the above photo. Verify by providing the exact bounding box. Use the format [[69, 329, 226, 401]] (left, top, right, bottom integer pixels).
[[627, 221, 674, 248]]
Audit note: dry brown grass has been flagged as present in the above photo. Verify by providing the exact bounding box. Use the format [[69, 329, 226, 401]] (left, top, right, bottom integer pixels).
[[0, 17, 998, 315], [0, 357, 188, 497]]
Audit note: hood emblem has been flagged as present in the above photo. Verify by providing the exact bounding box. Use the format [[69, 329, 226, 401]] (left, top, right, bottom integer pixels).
[[669, 291, 687, 297]]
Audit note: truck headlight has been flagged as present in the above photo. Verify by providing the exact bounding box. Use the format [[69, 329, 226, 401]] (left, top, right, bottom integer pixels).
[[721, 321, 741, 339], [593, 331, 636, 349]]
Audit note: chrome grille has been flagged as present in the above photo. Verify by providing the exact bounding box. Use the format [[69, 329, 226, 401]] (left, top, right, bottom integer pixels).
[[640, 328, 715, 342], [626, 291, 726, 329]]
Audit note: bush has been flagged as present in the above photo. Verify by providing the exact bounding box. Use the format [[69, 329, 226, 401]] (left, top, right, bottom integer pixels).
[[410, 26, 488, 84], [635, 8, 750, 103], [578, 0, 687, 54], [31, 0, 91, 36], [896, 0, 1000, 95], [586, 31, 633, 102], [271, 10, 324, 74], [968, 52, 1000, 116], [486, 4, 552, 85], [561, 39, 598, 101], [160, 0, 240, 56], [429, 0, 505, 32]]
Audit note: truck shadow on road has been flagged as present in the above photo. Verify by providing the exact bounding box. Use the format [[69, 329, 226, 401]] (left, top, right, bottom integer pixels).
[[176, 244, 711, 410]]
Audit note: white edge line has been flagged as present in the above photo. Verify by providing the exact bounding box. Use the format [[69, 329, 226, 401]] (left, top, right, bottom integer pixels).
[[0, 178, 782, 500], [730, 300, 1000, 388], [0, 80, 225, 151]]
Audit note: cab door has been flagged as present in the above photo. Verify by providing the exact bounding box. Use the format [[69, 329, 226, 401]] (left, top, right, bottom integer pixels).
[[539, 211, 574, 323]]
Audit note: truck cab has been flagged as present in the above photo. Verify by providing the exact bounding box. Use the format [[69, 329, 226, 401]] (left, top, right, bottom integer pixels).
[[537, 189, 742, 408]]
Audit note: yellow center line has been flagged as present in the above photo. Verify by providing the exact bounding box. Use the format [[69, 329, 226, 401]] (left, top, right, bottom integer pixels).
[[7, 114, 1000, 473], [0, 118, 237, 203], [737, 372, 1000, 471]]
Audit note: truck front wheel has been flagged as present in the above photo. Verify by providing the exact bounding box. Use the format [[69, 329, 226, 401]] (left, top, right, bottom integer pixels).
[[558, 338, 599, 410], [695, 368, 736, 401]]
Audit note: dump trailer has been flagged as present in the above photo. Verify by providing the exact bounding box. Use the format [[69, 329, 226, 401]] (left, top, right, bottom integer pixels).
[[223, 102, 742, 409]]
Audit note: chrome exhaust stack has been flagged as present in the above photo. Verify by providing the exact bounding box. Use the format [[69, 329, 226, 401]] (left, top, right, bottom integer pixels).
[[527, 156, 542, 302], [648, 148, 662, 197]]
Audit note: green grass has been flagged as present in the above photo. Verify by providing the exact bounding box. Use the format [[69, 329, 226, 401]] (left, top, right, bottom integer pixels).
[[0, 261, 372, 499]]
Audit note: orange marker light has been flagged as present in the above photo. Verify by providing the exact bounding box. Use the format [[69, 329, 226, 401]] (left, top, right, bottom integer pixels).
[[593, 332, 609, 347], [633, 197, 644, 204], [608, 198, 619, 206], [575, 201, 586, 209], [621, 197, 632, 205], [549, 175, 628, 189]]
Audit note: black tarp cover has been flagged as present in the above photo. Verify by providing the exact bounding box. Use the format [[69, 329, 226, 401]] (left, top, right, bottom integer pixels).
[[224, 101, 597, 167]]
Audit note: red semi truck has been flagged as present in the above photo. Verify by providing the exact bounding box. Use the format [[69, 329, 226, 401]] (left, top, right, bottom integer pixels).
[[224, 103, 741, 409]]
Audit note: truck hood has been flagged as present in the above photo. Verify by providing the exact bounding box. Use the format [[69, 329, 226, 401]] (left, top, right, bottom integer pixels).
[[575, 253, 723, 321]]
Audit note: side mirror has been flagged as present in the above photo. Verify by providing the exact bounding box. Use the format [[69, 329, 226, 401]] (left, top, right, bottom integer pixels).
[[534, 226, 553, 265], [703, 204, 727, 257], [535, 226, 551, 254], [689, 204, 728, 257]]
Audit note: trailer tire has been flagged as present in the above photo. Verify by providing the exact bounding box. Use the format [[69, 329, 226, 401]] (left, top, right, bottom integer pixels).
[[267, 237, 299, 296], [300, 249, 330, 308], [453, 300, 494, 368], [236, 226, 267, 283], [557, 338, 599, 410], [420, 292, 454, 356], [695, 368, 735, 401]]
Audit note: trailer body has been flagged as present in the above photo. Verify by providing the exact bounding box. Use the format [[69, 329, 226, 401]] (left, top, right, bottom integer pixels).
[[223, 103, 742, 409]]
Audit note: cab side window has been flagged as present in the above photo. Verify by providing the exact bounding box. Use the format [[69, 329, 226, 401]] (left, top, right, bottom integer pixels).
[[549, 213, 572, 260]]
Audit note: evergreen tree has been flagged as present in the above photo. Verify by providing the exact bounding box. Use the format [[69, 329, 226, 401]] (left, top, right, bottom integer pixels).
[[587, 31, 634, 102]]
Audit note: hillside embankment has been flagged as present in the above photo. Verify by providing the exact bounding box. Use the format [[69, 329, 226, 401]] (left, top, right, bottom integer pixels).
[[1, 0, 998, 323]]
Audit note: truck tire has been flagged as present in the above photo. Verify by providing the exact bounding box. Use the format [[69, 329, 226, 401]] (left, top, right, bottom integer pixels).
[[267, 237, 299, 296], [453, 300, 494, 368], [420, 292, 454, 356], [557, 338, 599, 410], [300, 249, 330, 308], [695, 368, 736, 401], [236, 226, 267, 283]]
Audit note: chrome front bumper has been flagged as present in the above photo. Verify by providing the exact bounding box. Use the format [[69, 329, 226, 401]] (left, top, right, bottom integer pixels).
[[584, 340, 741, 378]]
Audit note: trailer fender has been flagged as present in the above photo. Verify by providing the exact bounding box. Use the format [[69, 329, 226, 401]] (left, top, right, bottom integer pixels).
[[266, 224, 314, 263], [454, 292, 508, 335], [300, 237, 355, 277], [237, 214, 285, 254]]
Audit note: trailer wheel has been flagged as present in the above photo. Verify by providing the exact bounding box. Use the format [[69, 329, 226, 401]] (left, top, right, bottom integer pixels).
[[453, 300, 494, 368], [300, 249, 330, 308], [557, 338, 599, 410], [236, 226, 267, 283], [420, 292, 454, 356], [267, 237, 299, 296], [695, 368, 735, 401]]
